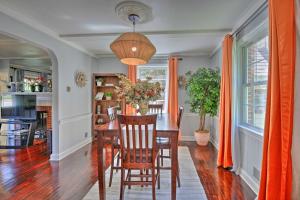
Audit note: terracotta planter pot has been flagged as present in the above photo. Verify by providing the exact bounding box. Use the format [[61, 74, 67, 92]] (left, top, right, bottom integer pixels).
[[194, 130, 210, 146]]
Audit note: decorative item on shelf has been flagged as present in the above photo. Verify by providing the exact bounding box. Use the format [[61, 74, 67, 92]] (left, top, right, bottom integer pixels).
[[178, 75, 187, 88], [110, 1, 156, 65], [185, 68, 220, 146], [95, 78, 103, 86], [104, 83, 114, 87], [95, 92, 104, 100], [115, 75, 163, 115], [105, 92, 113, 100], [96, 105, 101, 115], [74, 71, 87, 88], [25, 76, 46, 92], [97, 118, 104, 124]]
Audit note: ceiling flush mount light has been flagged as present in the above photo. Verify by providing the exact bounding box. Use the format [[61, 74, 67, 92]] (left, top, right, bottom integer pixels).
[[110, 1, 156, 65]]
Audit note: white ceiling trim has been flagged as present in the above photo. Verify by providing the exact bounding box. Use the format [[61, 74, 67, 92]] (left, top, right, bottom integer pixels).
[[60, 29, 231, 38], [96, 51, 210, 59], [0, 4, 95, 57], [0, 56, 50, 59]]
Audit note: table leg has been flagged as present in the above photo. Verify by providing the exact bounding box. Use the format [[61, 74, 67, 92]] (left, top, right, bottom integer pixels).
[[170, 132, 178, 200], [97, 131, 106, 200]]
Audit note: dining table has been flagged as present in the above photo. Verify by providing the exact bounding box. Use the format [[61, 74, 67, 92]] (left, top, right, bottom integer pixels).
[[94, 113, 179, 200]]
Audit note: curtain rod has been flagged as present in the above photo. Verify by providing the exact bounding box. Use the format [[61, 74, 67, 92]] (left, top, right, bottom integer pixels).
[[232, 0, 268, 36]]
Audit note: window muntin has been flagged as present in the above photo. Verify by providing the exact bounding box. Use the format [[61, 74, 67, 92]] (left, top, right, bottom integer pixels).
[[137, 65, 168, 112], [241, 36, 269, 130]]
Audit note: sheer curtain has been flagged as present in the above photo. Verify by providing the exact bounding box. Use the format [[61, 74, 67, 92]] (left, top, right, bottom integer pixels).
[[292, 0, 300, 198], [231, 38, 241, 174]]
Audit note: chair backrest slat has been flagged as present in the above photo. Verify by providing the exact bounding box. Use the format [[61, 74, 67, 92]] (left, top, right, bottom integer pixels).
[[117, 114, 157, 164], [148, 104, 163, 115]]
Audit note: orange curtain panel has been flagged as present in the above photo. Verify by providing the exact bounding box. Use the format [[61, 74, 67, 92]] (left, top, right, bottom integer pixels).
[[258, 0, 296, 199], [126, 65, 137, 114], [217, 35, 233, 168], [168, 57, 178, 122]]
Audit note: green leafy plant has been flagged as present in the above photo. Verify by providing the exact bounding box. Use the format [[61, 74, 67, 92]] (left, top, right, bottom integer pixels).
[[105, 92, 113, 97], [185, 68, 220, 131], [96, 77, 103, 82]]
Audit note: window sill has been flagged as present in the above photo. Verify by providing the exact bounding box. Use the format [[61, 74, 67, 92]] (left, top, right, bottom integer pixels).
[[238, 125, 264, 142]]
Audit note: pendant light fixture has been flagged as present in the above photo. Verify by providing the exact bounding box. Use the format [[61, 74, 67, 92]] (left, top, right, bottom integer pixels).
[[110, 13, 156, 65]]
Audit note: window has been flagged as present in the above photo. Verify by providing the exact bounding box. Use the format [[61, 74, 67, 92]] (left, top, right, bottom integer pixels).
[[241, 36, 269, 130], [137, 65, 168, 112]]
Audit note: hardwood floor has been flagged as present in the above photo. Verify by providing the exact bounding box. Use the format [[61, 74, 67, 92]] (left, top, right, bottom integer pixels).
[[0, 141, 256, 200]]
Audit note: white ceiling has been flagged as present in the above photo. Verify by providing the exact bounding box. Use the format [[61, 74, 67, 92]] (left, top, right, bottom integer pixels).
[[0, 33, 52, 70], [0, 0, 260, 56]]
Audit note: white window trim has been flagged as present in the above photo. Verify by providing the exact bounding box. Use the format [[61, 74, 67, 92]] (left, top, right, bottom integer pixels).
[[237, 19, 269, 135]]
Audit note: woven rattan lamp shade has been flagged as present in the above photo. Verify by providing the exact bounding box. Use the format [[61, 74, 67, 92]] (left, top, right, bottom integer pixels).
[[110, 32, 156, 65]]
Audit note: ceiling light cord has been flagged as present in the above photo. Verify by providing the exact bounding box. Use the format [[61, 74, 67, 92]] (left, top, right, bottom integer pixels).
[[128, 14, 139, 33]]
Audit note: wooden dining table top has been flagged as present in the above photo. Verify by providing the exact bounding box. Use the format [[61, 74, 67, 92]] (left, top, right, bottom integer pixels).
[[94, 113, 179, 132]]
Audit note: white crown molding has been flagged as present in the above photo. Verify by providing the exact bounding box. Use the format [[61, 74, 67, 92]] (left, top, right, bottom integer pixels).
[[96, 51, 210, 59], [0, 5, 95, 57], [60, 29, 231, 38]]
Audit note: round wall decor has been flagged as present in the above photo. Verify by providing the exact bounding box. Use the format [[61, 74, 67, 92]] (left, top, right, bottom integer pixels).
[[75, 71, 87, 87]]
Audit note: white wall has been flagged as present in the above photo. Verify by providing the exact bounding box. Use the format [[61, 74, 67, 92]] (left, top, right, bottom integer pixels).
[[0, 11, 97, 160], [96, 57, 127, 75]]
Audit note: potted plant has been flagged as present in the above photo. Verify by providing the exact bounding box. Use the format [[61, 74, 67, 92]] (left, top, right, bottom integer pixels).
[[105, 92, 113, 100], [115, 75, 163, 115], [96, 78, 104, 86], [185, 68, 220, 146]]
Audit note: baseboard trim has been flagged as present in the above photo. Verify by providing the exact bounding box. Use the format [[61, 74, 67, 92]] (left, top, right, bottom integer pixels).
[[240, 169, 259, 195], [210, 137, 219, 150], [50, 138, 92, 161], [180, 136, 195, 141]]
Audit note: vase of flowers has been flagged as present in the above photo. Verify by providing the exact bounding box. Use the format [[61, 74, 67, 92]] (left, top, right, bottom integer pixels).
[[115, 75, 163, 115]]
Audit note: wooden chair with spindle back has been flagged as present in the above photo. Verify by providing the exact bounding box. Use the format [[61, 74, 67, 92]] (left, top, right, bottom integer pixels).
[[107, 107, 121, 187], [117, 114, 160, 200], [156, 106, 184, 187], [148, 104, 163, 115]]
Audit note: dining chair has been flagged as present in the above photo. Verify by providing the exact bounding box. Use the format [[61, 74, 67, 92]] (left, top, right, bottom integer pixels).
[[156, 106, 184, 187], [148, 104, 163, 115], [107, 107, 122, 187], [117, 114, 160, 200]]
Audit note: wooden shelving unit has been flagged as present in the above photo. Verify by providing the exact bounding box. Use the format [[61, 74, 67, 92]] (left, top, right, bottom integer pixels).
[[92, 73, 125, 139]]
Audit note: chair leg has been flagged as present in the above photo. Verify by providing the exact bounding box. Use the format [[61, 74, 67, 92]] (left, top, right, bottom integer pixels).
[[177, 161, 181, 188], [109, 146, 115, 187], [128, 169, 131, 189], [152, 167, 156, 200], [116, 152, 120, 172], [139, 169, 144, 187], [160, 149, 164, 166], [157, 155, 160, 189], [120, 168, 125, 200]]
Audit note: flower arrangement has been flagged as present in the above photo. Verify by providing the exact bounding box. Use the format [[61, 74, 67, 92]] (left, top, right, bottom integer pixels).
[[24, 76, 46, 92], [115, 75, 163, 114]]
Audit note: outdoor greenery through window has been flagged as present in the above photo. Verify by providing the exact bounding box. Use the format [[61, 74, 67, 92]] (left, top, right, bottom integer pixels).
[[137, 65, 168, 112], [242, 36, 269, 131]]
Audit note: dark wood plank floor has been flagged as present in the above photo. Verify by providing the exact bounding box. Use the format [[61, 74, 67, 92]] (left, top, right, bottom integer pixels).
[[0, 141, 256, 200]]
